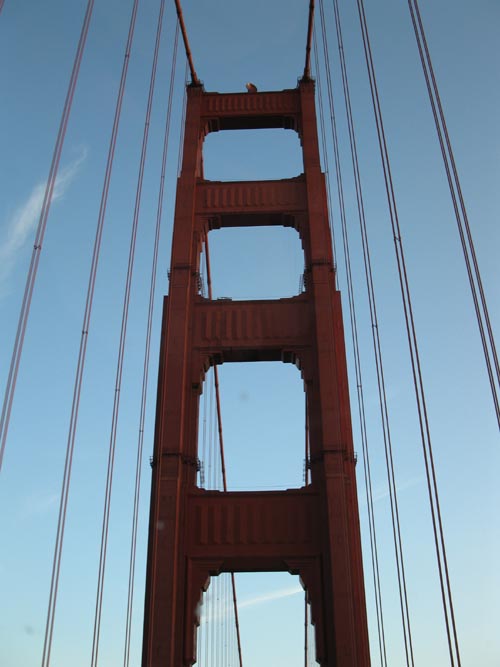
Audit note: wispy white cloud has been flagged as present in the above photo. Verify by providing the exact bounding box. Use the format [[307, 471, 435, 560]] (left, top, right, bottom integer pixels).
[[0, 148, 87, 292], [200, 583, 304, 622], [372, 474, 424, 504], [238, 584, 303, 610], [19, 491, 59, 519]]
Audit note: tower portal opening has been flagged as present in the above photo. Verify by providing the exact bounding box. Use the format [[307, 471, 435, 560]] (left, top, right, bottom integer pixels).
[[197, 361, 306, 491], [205, 226, 304, 301], [196, 571, 318, 667], [203, 128, 303, 181]]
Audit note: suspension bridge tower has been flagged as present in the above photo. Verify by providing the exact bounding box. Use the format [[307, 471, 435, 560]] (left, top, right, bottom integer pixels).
[[142, 74, 370, 666]]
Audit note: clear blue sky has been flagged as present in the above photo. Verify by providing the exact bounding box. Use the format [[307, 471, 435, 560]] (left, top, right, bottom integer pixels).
[[0, 1, 499, 666]]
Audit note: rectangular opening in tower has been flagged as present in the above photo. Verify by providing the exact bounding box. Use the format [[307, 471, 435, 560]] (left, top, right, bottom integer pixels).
[[196, 572, 318, 667], [203, 128, 303, 181], [197, 362, 306, 491], [205, 227, 304, 301]]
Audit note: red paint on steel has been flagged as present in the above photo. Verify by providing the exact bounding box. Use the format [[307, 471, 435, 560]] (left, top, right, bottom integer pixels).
[[0, 0, 95, 474], [142, 81, 370, 666]]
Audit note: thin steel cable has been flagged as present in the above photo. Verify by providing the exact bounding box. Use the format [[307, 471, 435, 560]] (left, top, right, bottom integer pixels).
[[39, 3, 139, 666], [122, 20, 180, 667], [205, 572, 210, 666], [304, 596, 309, 667], [208, 372, 215, 489], [215, 575, 223, 665], [304, 306, 310, 665], [144, 69, 189, 660], [355, 0, 461, 663], [221, 576, 225, 667], [0, 0, 95, 474], [197, 612, 202, 667], [211, 569, 215, 667], [311, 30, 339, 284], [305, 381, 310, 486], [407, 0, 499, 428], [404, 3, 473, 659], [302, 40, 362, 640], [227, 574, 230, 667], [330, 0, 416, 662], [177, 62, 189, 176], [221, 578, 225, 667], [90, 2, 167, 664], [318, 2, 394, 663]]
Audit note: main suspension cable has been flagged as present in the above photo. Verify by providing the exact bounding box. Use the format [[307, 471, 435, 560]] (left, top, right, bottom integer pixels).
[[315, 6, 389, 664], [40, 3, 140, 666], [0, 0, 95, 474], [407, 0, 499, 428], [303, 0, 316, 79], [355, 1, 461, 664], [173, 0, 199, 85], [122, 19, 180, 667], [90, 2, 167, 664]]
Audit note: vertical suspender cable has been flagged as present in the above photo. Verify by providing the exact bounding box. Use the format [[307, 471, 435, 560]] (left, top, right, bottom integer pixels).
[[177, 62, 189, 176], [329, 0, 416, 660], [204, 240, 244, 667], [122, 20, 180, 667], [0, 0, 95, 473], [314, 21, 385, 662], [205, 550, 210, 666], [407, 0, 499, 428], [322, 0, 422, 663], [355, 1, 461, 664], [314, 14, 390, 665], [304, 597, 309, 667], [311, 30, 339, 281], [40, 2, 140, 666], [90, 2, 167, 664], [305, 390, 310, 487], [317, 15, 391, 663], [304, 279, 311, 666]]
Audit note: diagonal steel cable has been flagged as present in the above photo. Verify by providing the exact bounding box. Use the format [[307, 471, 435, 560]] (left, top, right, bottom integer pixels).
[[407, 0, 499, 429], [0, 0, 95, 474], [355, 0, 462, 663], [90, 2, 168, 664], [122, 18, 180, 667], [40, 2, 139, 665]]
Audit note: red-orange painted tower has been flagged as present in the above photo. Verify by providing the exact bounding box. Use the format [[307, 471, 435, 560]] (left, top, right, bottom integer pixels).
[[142, 79, 370, 666]]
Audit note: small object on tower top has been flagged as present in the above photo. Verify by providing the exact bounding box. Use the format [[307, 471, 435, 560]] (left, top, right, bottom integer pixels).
[[245, 82, 258, 93]]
